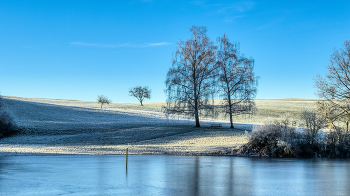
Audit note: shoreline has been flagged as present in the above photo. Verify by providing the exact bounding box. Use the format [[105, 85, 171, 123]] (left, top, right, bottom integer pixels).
[[0, 144, 243, 156]]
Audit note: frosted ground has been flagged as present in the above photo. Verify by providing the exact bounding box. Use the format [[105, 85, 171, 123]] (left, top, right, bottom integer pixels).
[[0, 96, 253, 155]]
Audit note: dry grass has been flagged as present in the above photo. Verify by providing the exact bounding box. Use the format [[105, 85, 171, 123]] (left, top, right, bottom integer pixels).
[[113, 98, 319, 124], [2, 96, 318, 123], [0, 129, 249, 155], [123, 98, 318, 125], [226, 99, 318, 124]]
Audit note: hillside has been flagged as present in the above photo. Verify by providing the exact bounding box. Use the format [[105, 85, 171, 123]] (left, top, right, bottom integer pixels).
[[0, 96, 252, 155], [0, 96, 319, 155]]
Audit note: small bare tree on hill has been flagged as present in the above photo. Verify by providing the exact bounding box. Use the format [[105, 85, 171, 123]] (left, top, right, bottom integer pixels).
[[165, 26, 217, 127], [216, 34, 258, 128], [97, 95, 111, 109], [129, 86, 151, 106]]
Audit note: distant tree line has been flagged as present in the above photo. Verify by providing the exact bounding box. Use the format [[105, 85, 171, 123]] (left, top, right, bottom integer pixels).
[[165, 26, 258, 128]]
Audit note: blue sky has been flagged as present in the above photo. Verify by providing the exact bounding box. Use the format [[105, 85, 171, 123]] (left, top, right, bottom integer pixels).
[[1, 0, 349, 103]]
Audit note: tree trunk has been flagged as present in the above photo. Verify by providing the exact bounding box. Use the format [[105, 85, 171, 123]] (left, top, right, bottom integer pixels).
[[193, 64, 200, 127], [227, 82, 234, 129], [194, 92, 200, 127], [101, 104, 102, 109], [229, 110, 233, 128], [194, 95, 200, 127], [195, 109, 200, 127], [229, 101, 234, 129], [140, 100, 143, 106]]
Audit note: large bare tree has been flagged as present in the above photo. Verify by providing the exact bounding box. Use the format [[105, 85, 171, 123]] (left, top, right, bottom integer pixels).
[[129, 86, 151, 106], [165, 26, 217, 127], [314, 40, 350, 133], [216, 34, 258, 128]]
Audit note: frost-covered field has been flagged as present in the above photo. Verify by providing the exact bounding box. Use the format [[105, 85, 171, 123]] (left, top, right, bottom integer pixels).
[[0, 96, 318, 155], [209, 99, 318, 124], [0, 96, 252, 155]]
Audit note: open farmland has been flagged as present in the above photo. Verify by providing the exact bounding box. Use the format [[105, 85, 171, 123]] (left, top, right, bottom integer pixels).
[[0, 96, 318, 155], [0, 96, 251, 155], [227, 99, 318, 124]]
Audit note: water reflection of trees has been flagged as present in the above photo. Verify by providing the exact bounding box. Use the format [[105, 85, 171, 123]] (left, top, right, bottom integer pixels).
[[183, 157, 255, 196]]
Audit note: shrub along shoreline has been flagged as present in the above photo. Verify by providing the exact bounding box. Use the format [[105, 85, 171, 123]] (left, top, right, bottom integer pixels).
[[214, 121, 350, 158]]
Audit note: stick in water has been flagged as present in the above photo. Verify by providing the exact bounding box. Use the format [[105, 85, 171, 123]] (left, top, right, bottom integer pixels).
[[126, 147, 128, 170]]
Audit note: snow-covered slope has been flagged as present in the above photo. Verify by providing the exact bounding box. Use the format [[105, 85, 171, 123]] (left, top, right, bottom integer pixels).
[[1, 96, 182, 131], [0, 96, 254, 155], [1, 96, 254, 132]]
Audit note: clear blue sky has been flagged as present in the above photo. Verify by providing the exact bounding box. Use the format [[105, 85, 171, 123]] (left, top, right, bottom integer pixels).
[[1, 0, 349, 102]]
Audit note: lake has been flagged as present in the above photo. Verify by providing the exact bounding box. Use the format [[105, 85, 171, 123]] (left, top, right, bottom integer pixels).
[[0, 155, 349, 196]]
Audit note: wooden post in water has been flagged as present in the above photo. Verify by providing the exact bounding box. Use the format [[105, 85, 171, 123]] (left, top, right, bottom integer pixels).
[[126, 147, 128, 170]]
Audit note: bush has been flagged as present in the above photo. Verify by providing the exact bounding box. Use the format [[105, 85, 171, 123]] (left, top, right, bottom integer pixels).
[[236, 117, 350, 157], [0, 97, 19, 139], [0, 112, 19, 138], [241, 120, 304, 157], [299, 109, 325, 145]]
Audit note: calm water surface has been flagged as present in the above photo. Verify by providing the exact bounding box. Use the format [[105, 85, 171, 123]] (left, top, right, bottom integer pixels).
[[0, 155, 349, 196]]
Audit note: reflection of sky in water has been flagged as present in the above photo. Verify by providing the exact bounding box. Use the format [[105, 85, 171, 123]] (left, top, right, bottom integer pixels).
[[0, 156, 349, 195]]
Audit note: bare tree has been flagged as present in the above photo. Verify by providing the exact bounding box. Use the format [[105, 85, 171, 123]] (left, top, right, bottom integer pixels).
[[216, 34, 258, 128], [97, 95, 111, 109], [129, 86, 151, 106], [300, 109, 325, 144], [314, 40, 350, 133], [165, 26, 217, 127]]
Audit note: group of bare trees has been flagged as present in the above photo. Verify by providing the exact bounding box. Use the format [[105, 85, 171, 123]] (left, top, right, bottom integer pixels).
[[165, 26, 258, 128], [313, 40, 350, 144]]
